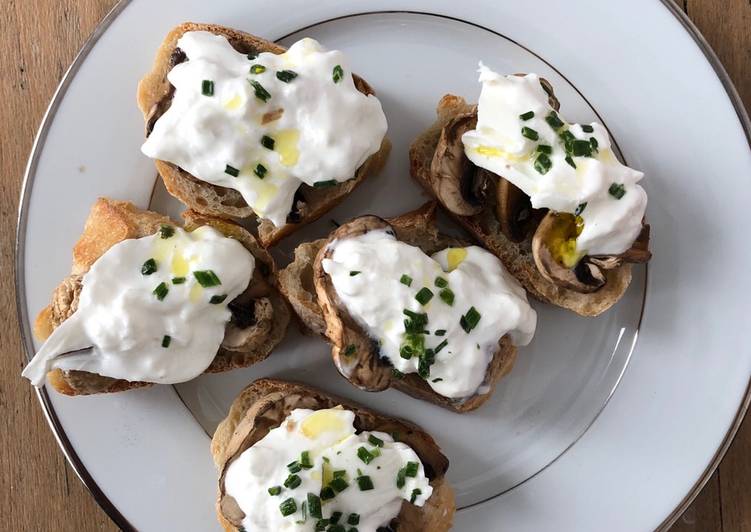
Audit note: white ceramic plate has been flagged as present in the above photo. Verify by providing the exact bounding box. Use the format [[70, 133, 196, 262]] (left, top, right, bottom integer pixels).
[[16, 1, 751, 531]]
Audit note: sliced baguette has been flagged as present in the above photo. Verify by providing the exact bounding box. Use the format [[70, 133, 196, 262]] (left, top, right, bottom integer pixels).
[[286, 202, 517, 412], [409, 94, 633, 317], [211, 378, 455, 532], [33, 198, 290, 396], [137, 22, 391, 247]]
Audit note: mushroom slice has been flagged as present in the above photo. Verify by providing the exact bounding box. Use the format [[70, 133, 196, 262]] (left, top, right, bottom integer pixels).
[[496, 177, 540, 243], [532, 212, 606, 293], [429, 110, 484, 216]]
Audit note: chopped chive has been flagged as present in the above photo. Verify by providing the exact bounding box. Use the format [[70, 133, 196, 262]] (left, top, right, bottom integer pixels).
[[368, 434, 384, 447], [575, 202, 588, 216], [434, 329, 446, 336], [356, 475, 374, 491], [581, 124, 594, 133], [153, 282, 168, 301], [193, 270, 221, 287], [159, 225, 175, 239], [392, 368, 404, 379], [268, 486, 282, 496], [307, 493, 322, 518], [333, 470, 347, 478], [313, 179, 337, 188], [560, 130, 576, 151], [415, 287, 433, 305], [434, 339, 448, 354], [609, 183, 626, 199], [250, 80, 271, 102], [332, 65, 344, 83], [209, 294, 227, 304], [329, 476, 349, 492], [284, 474, 301, 489], [287, 461, 302, 474], [247, 53, 257, 60], [347, 513, 360, 526], [432, 378, 444, 383], [250, 64, 266, 74], [439, 288, 454, 306], [261, 135, 275, 150], [300, 451, 313, 469], [276, 69, 298, 82], [343, 344, 357, 357], [417, 349, 435, 379], [299, 500, 307, 523], [328, 526, 345, 532], [141, 258, 157, 275], [590, 137, 599, 150], [349, 271, 361, 276], [314, 519, 329, 531], [536, 144, 552, 155], [521, 126, 539, 141], [396, 467, 406, 489], [410, 488, 422, 504], [254, 163, 267, 179], [279, 498, 297, 517], [400, 274, 413, 287], [161, 335, 171, 348], [565, 155, 577, 168], [201, 79, 214, 96], [405, 461, 419, 477], [403, 309, 428, 333], [357, 446, 375, 464], [434, 277, 448, 288], [545, 111, 564, 130], [534, 153, 552, 174], [330, 512, 343, 524], [224, 164, 240, 177], [572, 139, 593, 157], [460, 307, 482, 333], [171, 277, 186, 285], [519, 110, 535, 121], [319, 486, 335, 500]]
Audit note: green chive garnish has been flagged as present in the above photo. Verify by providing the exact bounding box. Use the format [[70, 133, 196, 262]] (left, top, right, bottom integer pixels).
[[159, 225, 175, 239], [347, 513, 360, 525], [319, 486, 335, 500], [432, 378, 444, 383], [534, 153, 552, 174], [400, 274, 413, 287], [609, 183, 626, 199], [434, 277, 448, 288], [209, 294, 227, 305], [161, 335, 171, 348], [284, 474, 301, 489], [565, 155, 577, 168], [171, 277, 186, 284], [400, 344, 414, 360], [403, 310, 428, 333], [396, 467, 406, 488], [405, 461, 419, 477], [545, 111, 564, 130], [536, 144, 552, 154], [225, 164, 240, 177], [572, 139, 593, 157], [434, 339, 448, 354], [276, 69, 298, 82], [250, 64, 266, 74], [410, 488, 421, 503], [250, 80, 271, 102], [313, 179, 337, 188], [560, 130, 576, 151], [307, 493, 322, 518], [268, 486, 282, 496], [415, 287, 433, 305], [300, 451, 313, 469], [575, 202, 587, 216], [590, 137, 599, 150], [343, 344, 357, 357], [333, 470, 346, 478], [141, 258, 157, 275], [193, 270, 221, 287], [582, 124, 594, 133], [418, 349, 435, 379], [349, 271, 361, 276], [254, 163, 267, 179], [153, 282, 168, 301], [201, 79, 214, 96], [519, 110, 535, 121], [368, 434, 384, 447], [330, 512, 343, 524], [287, 461, 302, 474], [439, 288, 454, 306], [392, 368, 404, 379], [434, 329, 446, 336], [460, 307, 481, 333], [332, 65, 344, 83], [356, 475, 374, 491], [329, 477, 349, 492], [357, 446, 375, 464], [521, 126, 539, 141], [279, 498, 297, 516], [261, 135, 275, 150], [314, 519, 329, 531]]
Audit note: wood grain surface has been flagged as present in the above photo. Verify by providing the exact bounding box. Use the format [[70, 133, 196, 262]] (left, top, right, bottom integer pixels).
[[1, 1, 748, 531]]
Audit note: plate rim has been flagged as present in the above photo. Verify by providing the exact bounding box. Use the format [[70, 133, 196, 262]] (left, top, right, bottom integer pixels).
[[13, 1, 751, 531]]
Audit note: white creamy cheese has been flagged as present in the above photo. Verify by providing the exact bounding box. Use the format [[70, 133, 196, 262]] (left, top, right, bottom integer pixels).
[[224, 408, 432, 532], [142, 32, 388, 227], [321, 229, 537, 399], [462, 64, 648, 256], [22, 226, 254, 385]]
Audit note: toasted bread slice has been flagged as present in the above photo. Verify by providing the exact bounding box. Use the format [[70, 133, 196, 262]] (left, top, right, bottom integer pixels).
[[137, 22, 391, 248], [32, 198, 290, 396], [409, 94, 633, 317], [211, 378, 455, 531], [277, 202, 517, 412]]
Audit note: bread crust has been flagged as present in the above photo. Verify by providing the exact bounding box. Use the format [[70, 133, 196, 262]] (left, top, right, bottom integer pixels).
[[409, 94, 633, 317], [33, 198, 290, 395], [211, 378, 455, 532], [137, 22, 391, 247], [304, 202, 517, 413]]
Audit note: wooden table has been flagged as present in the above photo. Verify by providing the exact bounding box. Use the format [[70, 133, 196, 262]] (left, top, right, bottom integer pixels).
[[1, 1, 748, 530]]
